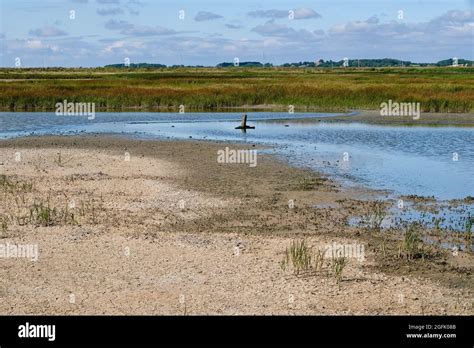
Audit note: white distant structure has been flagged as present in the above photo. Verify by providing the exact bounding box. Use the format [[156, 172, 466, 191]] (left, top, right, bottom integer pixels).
[[343, 57, 349, 67], [315, 59, 323, 66], [452, 57, 458, 67]]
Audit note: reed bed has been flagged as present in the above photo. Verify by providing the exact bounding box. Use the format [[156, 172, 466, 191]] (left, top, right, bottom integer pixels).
[[0, 67, 473, 112]]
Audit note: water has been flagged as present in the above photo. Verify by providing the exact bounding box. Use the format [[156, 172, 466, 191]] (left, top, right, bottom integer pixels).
[[1, 112, 473, 201], [0, 111, 347, 137], [349, 202, 474, 232]]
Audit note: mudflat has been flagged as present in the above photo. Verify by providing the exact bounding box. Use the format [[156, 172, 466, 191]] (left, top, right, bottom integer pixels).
[[0, 136, 472, 314]]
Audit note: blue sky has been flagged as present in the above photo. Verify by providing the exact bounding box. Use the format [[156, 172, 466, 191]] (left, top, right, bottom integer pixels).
[[0, 0, 472, 67]]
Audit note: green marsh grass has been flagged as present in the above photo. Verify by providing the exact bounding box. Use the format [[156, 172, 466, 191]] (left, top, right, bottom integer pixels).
[[280, 239, 313, 275], [30, 199, 57, 226], [331, 255, 348, 287], [1, 67, 473, 112], [362, 201, 387, 230], [398, 224, 428, 260], [465, 216, 473, 250], [0, 216, 8, 235], [281, 240, 327, 276], [313, 248, 325, 272]]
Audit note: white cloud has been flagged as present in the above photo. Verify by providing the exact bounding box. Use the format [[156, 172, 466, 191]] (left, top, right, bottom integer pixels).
[[29, 26, 68, 37], [251, 20, 323, 41], [121, 25, 176, 36], [105, 19, 132, 30], [194, 11, 223, 22], [97, 0, 120, 4], [26, 39, 45, 49], [226, 23, 243, 29], [248, 8, 321, 20], [248, 10, 288, 19], [293, 8, 321, 20], [104, 40, 124, 52], [97, 7, 124, 15], [104, 20, 177, 36]]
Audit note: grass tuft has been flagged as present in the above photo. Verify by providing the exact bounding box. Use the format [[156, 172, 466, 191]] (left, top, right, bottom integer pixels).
[[29, 200, 57, 226], [331, 256, 348, 288], [280, 239, 313, 275], [362, 201, 386, 230], [398, 224, 427, 260]]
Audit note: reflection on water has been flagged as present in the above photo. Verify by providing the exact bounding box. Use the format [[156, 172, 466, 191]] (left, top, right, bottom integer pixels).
[[1, 112, 473, 200]]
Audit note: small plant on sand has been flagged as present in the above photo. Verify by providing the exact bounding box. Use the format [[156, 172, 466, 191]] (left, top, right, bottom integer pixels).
[[433, 217, 444, 246], [280, 239, 313, 275], [380, 236, 387, 257], [464, 215, 473, 250], [362, 201, 386, 230], [0, 175, 33, 194], [54, 151, 73, 167], [331, 256, 348, 288], [399, 224, 425, 260], [296, 176, 324, 191], [0, 216, 8, 236], [313, 248, 325, 272], [0, 174, 8, 187], [30, 199, 57, 226], [63, 201, 77, 225]]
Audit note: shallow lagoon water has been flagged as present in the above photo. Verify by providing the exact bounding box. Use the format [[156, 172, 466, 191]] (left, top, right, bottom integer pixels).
[[1, 112, 473, 202], [349, 202, 474, 233]]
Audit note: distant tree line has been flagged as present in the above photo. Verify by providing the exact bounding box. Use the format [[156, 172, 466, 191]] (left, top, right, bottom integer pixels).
[[104, 58, 473, 69]]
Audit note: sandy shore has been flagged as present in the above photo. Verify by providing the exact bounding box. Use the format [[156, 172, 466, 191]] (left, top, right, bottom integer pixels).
[[0, 135, 472, 315]]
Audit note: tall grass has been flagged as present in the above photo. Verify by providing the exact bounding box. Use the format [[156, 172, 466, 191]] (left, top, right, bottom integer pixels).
[[1, 67, 473, 112]]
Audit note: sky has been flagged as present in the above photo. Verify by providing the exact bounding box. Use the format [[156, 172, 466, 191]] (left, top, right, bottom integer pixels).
[[0, 0, 473, 67]]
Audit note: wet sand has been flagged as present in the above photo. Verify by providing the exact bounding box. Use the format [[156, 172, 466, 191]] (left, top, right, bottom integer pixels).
[[0, 135, 472, 314]]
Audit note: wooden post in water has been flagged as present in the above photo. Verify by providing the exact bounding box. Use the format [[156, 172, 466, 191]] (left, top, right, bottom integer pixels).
[[240, 114, 248, 129], [235, 114, 255, 130]]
